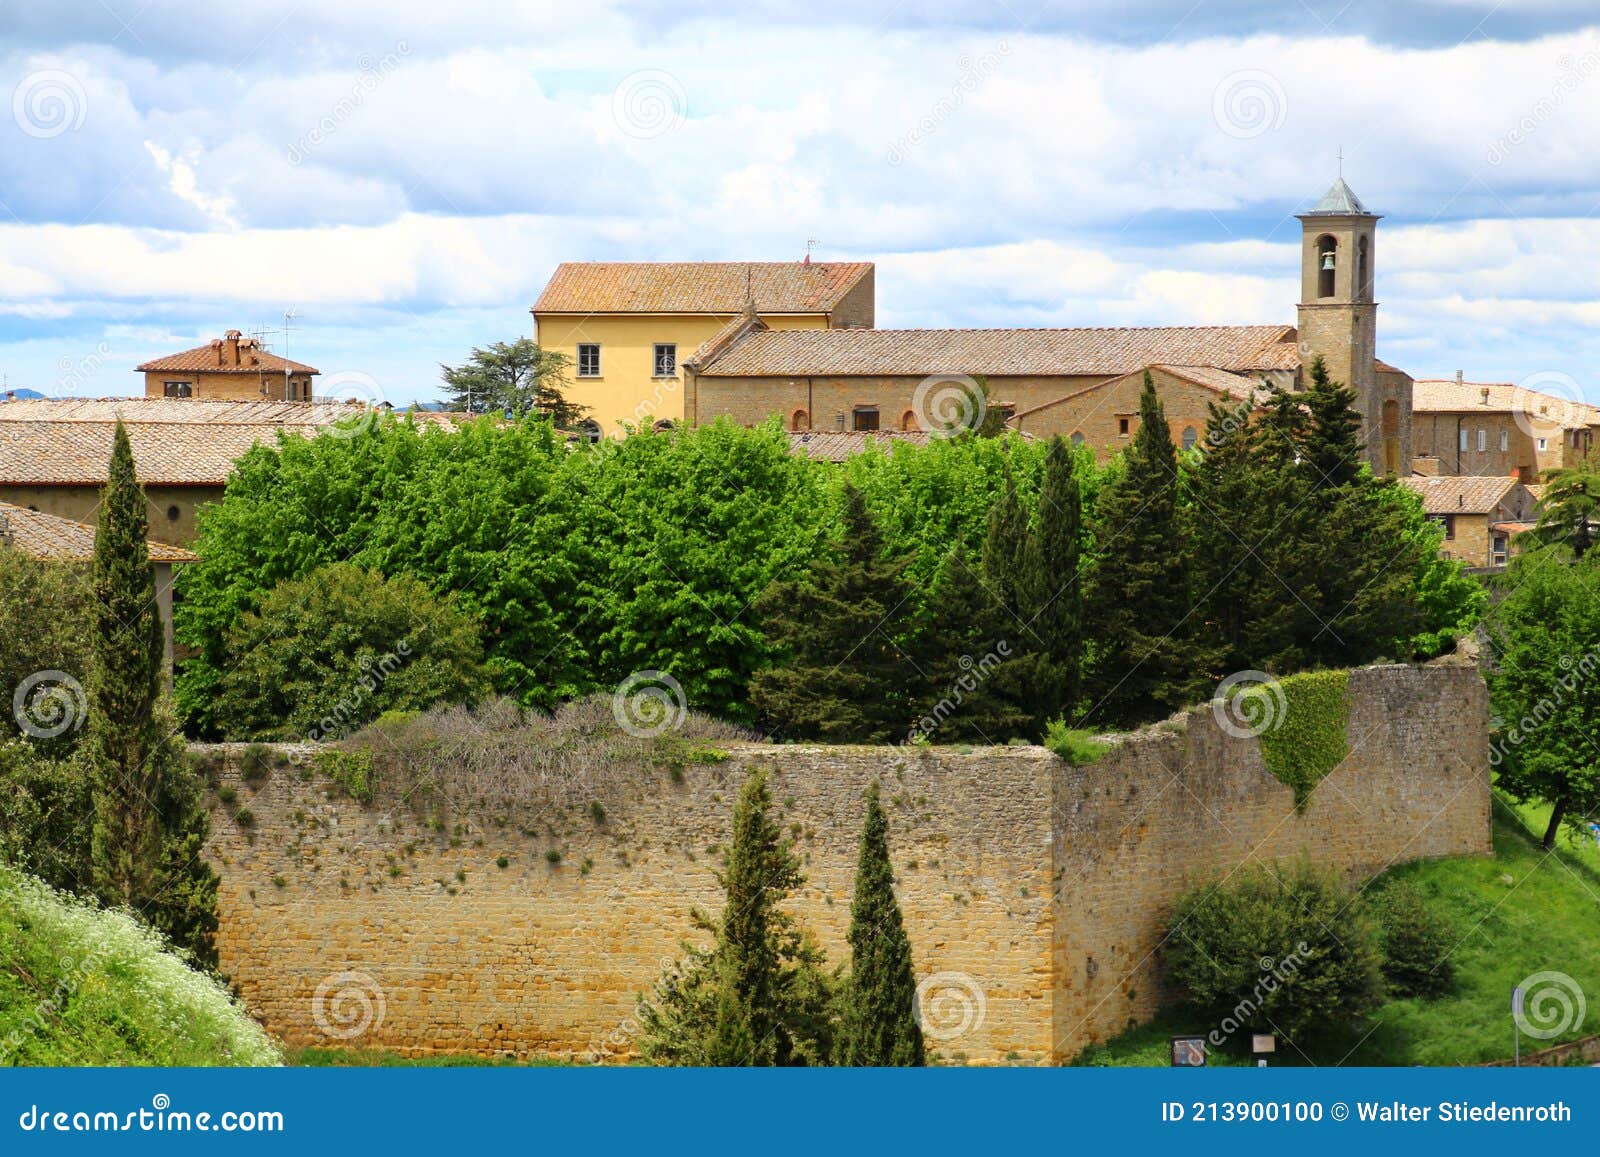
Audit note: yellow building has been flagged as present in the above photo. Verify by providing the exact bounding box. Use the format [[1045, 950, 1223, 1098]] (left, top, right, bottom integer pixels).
[[531, 261, 875, 437], [139, 329, 319, 401]]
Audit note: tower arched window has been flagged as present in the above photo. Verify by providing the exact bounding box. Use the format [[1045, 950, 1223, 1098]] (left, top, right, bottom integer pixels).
[[1316, 235, 1337, 298], [1357, 235, 1371, 301], [1181, 426, 1198, 451]]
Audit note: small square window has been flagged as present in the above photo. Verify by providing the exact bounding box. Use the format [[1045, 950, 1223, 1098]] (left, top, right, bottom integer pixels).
[[653, 344, 677, 377], [577, 344, 601, 377], [1538, 437, 1548, 451], [852, 407, 880, 432]]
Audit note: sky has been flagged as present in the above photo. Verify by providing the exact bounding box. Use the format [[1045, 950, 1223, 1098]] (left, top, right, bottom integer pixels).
[[2, 1, 1600, 407]]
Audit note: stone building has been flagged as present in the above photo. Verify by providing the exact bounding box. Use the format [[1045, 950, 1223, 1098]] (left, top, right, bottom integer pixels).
[[681, 180, 1411, 475], [1411, 374, 1600, 481], [139, 330, 319, 401], [1399, 475, 1537, 570], [531, 261, 875, 437], [0, 500, 195, 676], [0, 398, 462, 544]]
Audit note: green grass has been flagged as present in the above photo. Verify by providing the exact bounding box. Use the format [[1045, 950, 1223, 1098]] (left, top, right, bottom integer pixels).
[[1076, 799, 1600, 1066], [289, 1046, 571, 1067], [1044, 721, 1114, 766], [0, 868, 281, 1066]]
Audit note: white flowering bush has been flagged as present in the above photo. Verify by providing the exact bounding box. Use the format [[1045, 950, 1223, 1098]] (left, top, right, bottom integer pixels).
[[0, 868, 280, 1065]]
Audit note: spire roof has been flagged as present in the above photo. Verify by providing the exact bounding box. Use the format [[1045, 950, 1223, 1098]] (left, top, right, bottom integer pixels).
[[1306, 177, 1371, 216]]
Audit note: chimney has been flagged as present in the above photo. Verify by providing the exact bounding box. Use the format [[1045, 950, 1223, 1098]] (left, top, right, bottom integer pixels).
[[1480, 387, 1491, 405], [224, 329, 242, 366], [211, 339, 223, 366], [1456, 369, 1464, 387]]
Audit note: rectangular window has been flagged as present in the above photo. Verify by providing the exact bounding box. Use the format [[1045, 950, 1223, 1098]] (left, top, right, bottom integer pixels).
[[1499, 429, 1509, 452], [1459, 428, 1468, 452], [652, 344, 677, 377], [1492, 534, 1509, 566], [577, 344, 601, 377], [1477, 429, 1487, 452], [852, 407, 880, 432], [1119, 417, 1131, 436], [1538, 437, 1549, 451], [163, 380, 193, 397], [1431, 514, 1456, 541]]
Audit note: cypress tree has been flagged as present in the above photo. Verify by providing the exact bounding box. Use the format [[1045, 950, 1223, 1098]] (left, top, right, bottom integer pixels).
[[87, 421, 217, 964], [639, 769, 832, 1065], [1299, 355, 1365, 493], [1085, 373, 1208, 727], [750, 484, 919, 742], [836, 779, 924, 1066], [911, 549, 1030, 742], [1020, 436, 1084, 723]]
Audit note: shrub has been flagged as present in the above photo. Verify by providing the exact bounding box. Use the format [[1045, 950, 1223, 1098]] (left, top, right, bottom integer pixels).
[[1043, 720, 1112, 765], [1163, 861, 1384, 1044], [0, 549, 93, 756], [240, 743, 274, 783], [205, 562, 491, 741], [1371, 881, 1456, 999], [1248, 669, 1350, 809], [315, 749, 375, 804]]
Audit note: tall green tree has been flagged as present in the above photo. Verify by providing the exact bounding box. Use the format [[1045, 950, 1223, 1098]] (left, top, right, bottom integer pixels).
[[1489, 548, 1600, 849], [439, 338, 585, 424], [1020, 435, 1085, 722], [86, 421, 217, 965], [836, 780, 924, 1066], [910, 548, 1030, 742], [639, 769, 832, 1065], [1085, 374, 1208, 726], [750, 484, 920, 742], [1299, 355, 1365, 492]]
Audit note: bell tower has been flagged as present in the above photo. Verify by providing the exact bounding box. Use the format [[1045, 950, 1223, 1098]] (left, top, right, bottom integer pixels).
[[1296, 178, 1402, 473]]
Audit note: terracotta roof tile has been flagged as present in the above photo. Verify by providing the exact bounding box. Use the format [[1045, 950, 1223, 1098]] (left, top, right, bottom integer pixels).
[[786, 430, 932, 461], [1412, 379, 1600, 426], [0, 421, 310, 486], [533, 261, 873, 314], [1400, 475, 1523, 515], [138, 331, 318, 375], [695, 325, 1301, 377], [0, 397, 467, 429], [0, 501, 195, 562]]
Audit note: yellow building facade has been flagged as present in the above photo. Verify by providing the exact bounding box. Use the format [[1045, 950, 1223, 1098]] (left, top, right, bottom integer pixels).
[[531, 261, 874, 436]]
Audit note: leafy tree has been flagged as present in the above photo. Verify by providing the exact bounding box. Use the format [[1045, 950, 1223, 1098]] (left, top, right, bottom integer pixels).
[[909, 549, 1030, 742], [1085, 373, 1208, 726], [1488, 547, 1600, 848], [1371, 881, 1456, 999], [211, 562, 492, 741], [749, 484, 920, 742], [1164, 861, 1385, 1044], [639, 769, 832, 1065], [0, 738, 90, 895], [439, 338, 585, 424], [836, 780, 924, 1066], [1530, 464, 1600, 559], [85, 421, 217, 965], [0, 548, 93, 754]]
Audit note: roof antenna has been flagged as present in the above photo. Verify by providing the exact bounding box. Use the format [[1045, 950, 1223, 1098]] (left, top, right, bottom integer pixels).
[[804, 237, 817, 266]]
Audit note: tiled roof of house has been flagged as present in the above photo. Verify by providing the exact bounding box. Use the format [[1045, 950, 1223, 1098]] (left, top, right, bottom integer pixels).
[[0, 397, 467, 429], [786, 430, 932, 461], [138, 331, 319, 375], [1152, 364, 1269, 402], [533, 261, 873, 314], [0, 500, 196, 562], [1400, 475, 1522, 515], [1412, 379, 1600, 425], [0, 421, 311, 486], [693, 325, 1302, 377]]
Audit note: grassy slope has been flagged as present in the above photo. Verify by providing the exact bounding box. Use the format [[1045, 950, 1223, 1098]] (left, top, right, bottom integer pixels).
[[0, 868, 280, 1066], [1076, 798, 1600, 1066]]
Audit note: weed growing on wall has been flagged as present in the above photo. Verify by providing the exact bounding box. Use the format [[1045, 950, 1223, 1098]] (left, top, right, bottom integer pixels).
[[1252, 670, 1350, 809]]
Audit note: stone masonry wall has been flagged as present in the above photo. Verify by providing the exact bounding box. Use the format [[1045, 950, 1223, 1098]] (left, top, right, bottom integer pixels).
[[203, 663, 1489, 1064]]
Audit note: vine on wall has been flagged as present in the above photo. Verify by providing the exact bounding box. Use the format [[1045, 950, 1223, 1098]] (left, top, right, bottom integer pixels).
[[1251, 669, 1351, 810]]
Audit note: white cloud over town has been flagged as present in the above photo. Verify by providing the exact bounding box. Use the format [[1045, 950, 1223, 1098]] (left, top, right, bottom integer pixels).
[[2, 5, 1600, 401]]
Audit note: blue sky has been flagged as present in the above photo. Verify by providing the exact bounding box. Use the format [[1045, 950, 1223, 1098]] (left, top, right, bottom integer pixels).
[[2, 1, 1600, 405]]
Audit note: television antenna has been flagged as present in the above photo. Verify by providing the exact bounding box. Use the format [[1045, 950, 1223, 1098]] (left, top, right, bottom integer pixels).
[[282, 307, 299, 400]]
